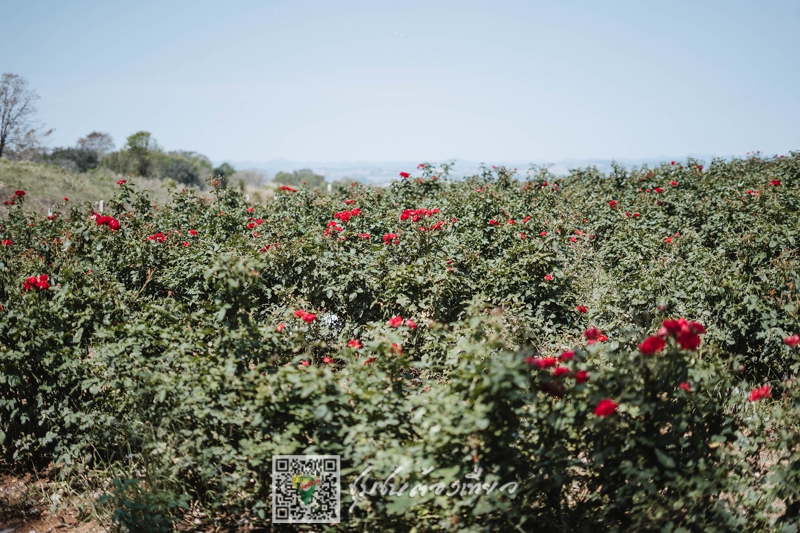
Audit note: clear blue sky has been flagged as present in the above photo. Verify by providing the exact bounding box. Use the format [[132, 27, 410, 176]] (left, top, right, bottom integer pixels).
[[3, 0, 799, 163]]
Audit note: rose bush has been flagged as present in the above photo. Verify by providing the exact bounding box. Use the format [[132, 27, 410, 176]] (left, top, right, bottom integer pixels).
[[0, 153, 798, 530]]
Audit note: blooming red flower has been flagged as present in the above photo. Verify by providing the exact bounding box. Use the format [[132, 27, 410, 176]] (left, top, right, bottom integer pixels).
[[749, 384, 771, 402], [146, 232, 166, 242], [348, 339, 362, 349], [553, 366, 570, 377], [770, 180, 781, 186], [294, 309, 307, 318], [300, 360, 310, 366], [679, 382, 692, 391], [539, 231, 547, 237], [660, 318, 706, 350], [23, 274, 50, 292], [246, 207, 254, 213], [784, 334, 800, 348], [276, 323, 285, 332], [1, 239, 11, 246], [382, 233, 399, 245], [323, 356, 334, 364], [576, 305, 587, 313], [489, 219, 498, 226], [364, 357, 376, 365], [638, 335, 666, 355], [387, 316, 403, 328], [522, 215, 531, 223], [247, 222, 256, 229], [584, 327, 605, 344], [117, 180, 127, 185], [64, 197, 69, 201], [279, 185, 297, 192], [405, 319, 417, 329], [608, 200, 618, 207], [575, 370, 590, 383], [399, 171, 410, 179], [543, 273, 553, 281], [671, 161, 675, 165], [569, 237, 577, 243], [669, 181, 678, 186], [189, 229, 197, 236], [594, 399, 618, 417], [181, 241, 190, 247], [508, 219, 515, 225], [654, 187, 664, 193], [558, 350, 575, 361], [666, 237, 673, 243], [358, 233, 371, 239], [526, 356, 557, 369], [417, 163, 425, 169], [302, 313, 316, 323]]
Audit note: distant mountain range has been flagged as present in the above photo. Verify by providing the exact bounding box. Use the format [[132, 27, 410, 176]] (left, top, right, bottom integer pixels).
[[219, 155, 737, 186]]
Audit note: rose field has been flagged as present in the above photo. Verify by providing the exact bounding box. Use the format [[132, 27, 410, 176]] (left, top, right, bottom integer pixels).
[[2, 154, 800, 532]]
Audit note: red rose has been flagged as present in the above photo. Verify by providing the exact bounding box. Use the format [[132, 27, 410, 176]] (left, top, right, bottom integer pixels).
[[584, 327, 604, 344], [181, 241, 190, 247], [189, 229, 197, 236], [543, 273, 553, 281], [576, 305, 587, 313], [638, 335, 666, 355], [405, 319, 417, 329], [785, 334, 800, 348], [679, 382, 691, 391], [570, 237, 577, 243], [553, 366, 570, 377], [107, 218, 120, 231], [770, 180, 781, 186], [575, 370, 590, 383], [1, 239, 11, 246], [348, 339, 362, 349], [594, 399, 618, 417], [666, 237, 673, 243], [558, 350, 575, 362], [654, 187, 664, 193], [117, 180, 127, 185], [526, 357, 556, 369], [387, 316, 403, 328], [382, 233, 399, 245], [539, 231, 547, 237], [489, 219, 498, 226], [276, 323, 285, 332], [399, 171, 410, 178], [14, 190, 25, 197], [669, 181, 677, 186], [300, 360, 310, 366], [302, 313, 316, 323], [323, 356, 334, 364], [748, 384, 771, 402], [364, 357, 376, 365], [23, 274, 49, 291], [608, 200, 618, 207]]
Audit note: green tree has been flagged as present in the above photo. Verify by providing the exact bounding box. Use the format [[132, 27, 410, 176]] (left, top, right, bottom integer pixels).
[[272, 168, 325, 188], [212, 162, 235, 188], [124, 131, 160, 177]]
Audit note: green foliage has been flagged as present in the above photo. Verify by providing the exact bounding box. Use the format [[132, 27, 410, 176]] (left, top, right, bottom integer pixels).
[[273, 168, 326, 188], [0, 154, 799, 530]]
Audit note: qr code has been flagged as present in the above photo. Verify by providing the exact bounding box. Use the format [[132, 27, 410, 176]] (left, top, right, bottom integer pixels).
[[272, 455, 340, 524]]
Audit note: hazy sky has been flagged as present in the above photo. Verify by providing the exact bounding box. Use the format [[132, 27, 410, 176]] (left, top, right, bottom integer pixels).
[[3, 0, 799, 164]]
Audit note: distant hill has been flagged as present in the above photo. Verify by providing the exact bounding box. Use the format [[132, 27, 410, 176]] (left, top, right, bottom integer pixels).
[[0, 159, 173, 215]]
